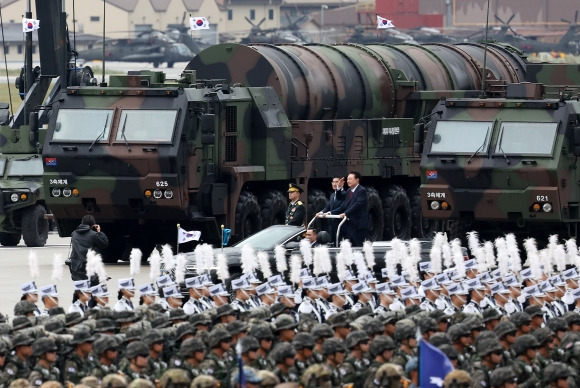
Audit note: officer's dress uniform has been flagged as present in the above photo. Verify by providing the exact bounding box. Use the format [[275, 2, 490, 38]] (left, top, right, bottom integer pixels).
[[298, 297, 322, 323], [462, 301, 482, 315], [183, 298, 204, 315], [114, 297, 134, 312], [420, 298, 438, 312], [68, 300, 88, 315], [285, 200, 305, 226], [231, 298, 252, 313]]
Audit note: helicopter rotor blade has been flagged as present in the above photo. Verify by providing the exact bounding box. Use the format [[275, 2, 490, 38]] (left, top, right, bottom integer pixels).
[[256, 18, 266, 28], [507, 14, 516, 24], [494, 15, 506, 25], [244, 17, 256, 28]]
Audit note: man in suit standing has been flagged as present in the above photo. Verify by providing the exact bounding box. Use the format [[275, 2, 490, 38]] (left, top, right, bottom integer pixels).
[[328, 171, 369, 247], [319, 177, 344, 244]]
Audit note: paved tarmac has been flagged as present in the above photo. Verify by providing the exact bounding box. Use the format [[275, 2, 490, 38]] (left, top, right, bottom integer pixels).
[[0, 231, 154, 318]]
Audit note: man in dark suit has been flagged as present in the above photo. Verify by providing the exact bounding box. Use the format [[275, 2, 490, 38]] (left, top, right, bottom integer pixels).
[[319, 177, 344, 244], [328, 171, 369, 247]]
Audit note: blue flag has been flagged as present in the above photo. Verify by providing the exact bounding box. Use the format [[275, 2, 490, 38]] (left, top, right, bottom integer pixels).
[[223, 228, 231, 246], [420, 340, 454, 388]]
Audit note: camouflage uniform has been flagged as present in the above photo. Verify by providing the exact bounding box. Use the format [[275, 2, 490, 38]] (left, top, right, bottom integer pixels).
[[144, 356, 167, 380], [63, 352, 91, 385], [200, 352, 231, 386], [28, 364, 60, 387], [470, 362, 492, 388], [272, 366, 299, 383], [251, 355, 275, 371], [90, 360, 118, 380], [341, 356, 371, 388], [511, 358, 540, 388], [5, 356, 31, 382], [119, 363, 153, 383]]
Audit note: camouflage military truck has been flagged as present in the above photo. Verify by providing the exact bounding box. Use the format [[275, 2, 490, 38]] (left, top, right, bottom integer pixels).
[[41, 42, 528, 260], [419, 63, 580, 241], [0, 1, 82, 247]]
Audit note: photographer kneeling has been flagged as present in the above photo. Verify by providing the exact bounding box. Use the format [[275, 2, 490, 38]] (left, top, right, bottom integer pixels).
[[68, 215, 109, 285]]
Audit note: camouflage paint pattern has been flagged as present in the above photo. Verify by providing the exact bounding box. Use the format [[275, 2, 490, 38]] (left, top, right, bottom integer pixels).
[[420, 83, 580, 238], [42, 43, 536, 250]]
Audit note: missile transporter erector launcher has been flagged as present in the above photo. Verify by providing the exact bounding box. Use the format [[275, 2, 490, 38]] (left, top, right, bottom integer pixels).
[[419, 64, 580, 241], [42, 42, 527, 261]]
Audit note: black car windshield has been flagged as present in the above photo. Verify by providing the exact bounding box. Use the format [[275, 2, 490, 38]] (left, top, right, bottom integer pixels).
[[235, 225, 304, 250]]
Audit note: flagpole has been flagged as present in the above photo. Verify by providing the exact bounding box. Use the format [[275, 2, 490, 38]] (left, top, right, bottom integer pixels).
[[221, 224, 224, 253], [176, 224, 180, 254], [375, 13, 379, 41]]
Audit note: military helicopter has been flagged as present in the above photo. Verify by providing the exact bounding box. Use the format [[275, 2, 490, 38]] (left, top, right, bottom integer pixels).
[[239, 16, 308, 44], [78, 30, 193, 68], [467, 13, 580, 55], [166, 12, 213, 55], [404, 27, 459, 44], [345, 26, 417, 44]]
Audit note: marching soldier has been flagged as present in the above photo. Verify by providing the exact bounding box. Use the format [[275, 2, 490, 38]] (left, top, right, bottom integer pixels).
[[90, 335, 120, 379], [63, 328, 96, 385], [28, 338, 60, 386], [511, 334, 541, 388], [341, 330, 371, 388], [200, 328, 233, 386], [119, 341, 154, 383], [285, 183, 305, 226], [174, 338, 206, 379], [183, 276, 206, 315], [5, 333, 34, 383], [230, 277, 254, 313]]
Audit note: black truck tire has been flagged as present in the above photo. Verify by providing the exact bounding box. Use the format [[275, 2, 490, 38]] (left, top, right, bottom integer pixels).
[[22, 204, 49, 247], [367, 187, 384, 241], [260, 190, 287, 228], [235, 191, 262, 240], [0, 232, 21, 246], [410, 190, 437, 239], [307, 189, 328, 229], [382, 185, 412, 240]]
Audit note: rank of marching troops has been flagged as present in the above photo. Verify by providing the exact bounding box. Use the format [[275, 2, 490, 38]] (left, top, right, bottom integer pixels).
[[7, 232, 580, 388]]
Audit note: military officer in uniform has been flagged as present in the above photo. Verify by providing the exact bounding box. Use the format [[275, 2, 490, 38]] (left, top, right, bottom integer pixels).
[[285, 183, 305, 226]]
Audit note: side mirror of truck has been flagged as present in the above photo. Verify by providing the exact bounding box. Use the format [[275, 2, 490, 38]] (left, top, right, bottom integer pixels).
[[574, 126, 580, 156], [200, 114, 215, 134], [414, 123, 424, 155], [29, 112, 38, 144]]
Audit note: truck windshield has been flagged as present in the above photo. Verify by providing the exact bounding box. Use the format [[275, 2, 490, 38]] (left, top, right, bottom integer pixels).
[[494, 122, 558, 156], [430, 121, 492, 154], [52, 109, 114, 142], [6, 157, 43, 177], [116, 110, 177, 142]]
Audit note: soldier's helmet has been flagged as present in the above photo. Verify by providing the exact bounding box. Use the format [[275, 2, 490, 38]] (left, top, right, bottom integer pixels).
[[292, 332, 315, 350], [300, 364, 333, 388], [494, 320, 517, 339], [93, 335, 118, 356], [438, 344, 459, 361], [270, 342, 297, 364], [275, 314, 298, 331], [322, 337, 346, 356], [489, 367, 517, 388], [249, 323, 274, 340], [369, 335, 395, 357], [31, 337, 57, 357], [443, 370, 471, 388], [125, 341, 149, 359], [447, 323, 471, 342], [373, 363, 404, 388], [512, 334, 539, 356], [429, 332, 452, 347], [190, 375, 219, 388], [81, 376, 100, 388], [14, 300, 37, 317], [508, 312, 531, 328], [476, 338, 503, 357], [179, 337, 206, 357], [419, 317, 438, 334], [0, 338, 10, 354], [158, 368, 192, 388], [563, 339, 580, 368], [128, 379, 155, 388], [124, 325, 145, 342], [344, 330, 370, 349], [10, 332, 33, 349], [543, 362, 570, 385], [141, 329, 164, 346], [394, 322, 416, 342], [533, 327, 555, 346], [257, 370, 280, 388], [311, 323, 333, 340], [546, 317, 568, 333], [207, 328, 231, 348], [102, 373, 128, 388]]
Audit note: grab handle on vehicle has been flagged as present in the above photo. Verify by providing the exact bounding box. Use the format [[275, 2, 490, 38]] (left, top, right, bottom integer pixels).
[[308, 214, 348, 247]]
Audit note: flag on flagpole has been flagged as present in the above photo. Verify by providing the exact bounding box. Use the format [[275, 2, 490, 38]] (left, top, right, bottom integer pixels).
[[178, 228, 201, 244], [419, 339, 454, 388], [377, 15, 395, 29], [190, 17, 210, 30], [22, 18, 40, 33]]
